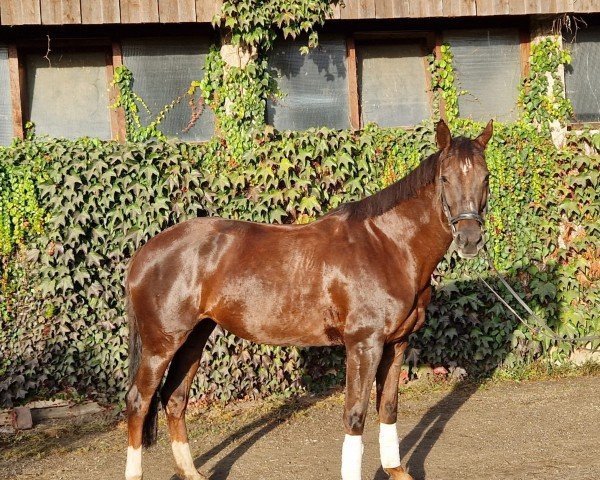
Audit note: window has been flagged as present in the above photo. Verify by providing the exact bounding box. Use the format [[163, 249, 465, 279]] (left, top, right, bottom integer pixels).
[[565, 27, 600, 123], [0, 45, 12, 146], [357, 41, 431, 127], [444, 29, 522, 122], [267, 37, 349, 131], [122, 37, 214, 141], [25, 50, 112, 140]]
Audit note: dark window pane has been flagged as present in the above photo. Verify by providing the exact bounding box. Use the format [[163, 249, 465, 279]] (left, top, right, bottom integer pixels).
[[122, 37, 214, 141], [26, 51, 111, 140], [358, 42, 431, 127], [0, 46, 12, 146], [267, 38, 349, 131], [444, 29, 521, 122], [565, 27, 600, 123]]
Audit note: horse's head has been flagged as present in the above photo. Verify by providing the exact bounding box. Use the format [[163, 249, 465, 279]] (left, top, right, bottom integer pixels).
[[436, 119, 493, 259]]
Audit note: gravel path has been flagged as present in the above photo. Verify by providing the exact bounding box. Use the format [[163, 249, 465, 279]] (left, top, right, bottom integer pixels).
[[3, 375, 599, 480]]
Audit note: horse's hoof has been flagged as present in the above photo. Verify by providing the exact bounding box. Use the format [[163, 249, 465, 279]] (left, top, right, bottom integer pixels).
[[176, 469, 208, 480], [384, 466, 414, 480]]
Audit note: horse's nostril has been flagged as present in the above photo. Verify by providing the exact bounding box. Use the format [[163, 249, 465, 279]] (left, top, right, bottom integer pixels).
[[456, 232, 466, 247]]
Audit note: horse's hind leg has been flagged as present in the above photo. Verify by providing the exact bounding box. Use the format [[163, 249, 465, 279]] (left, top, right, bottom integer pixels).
[[375, 341, 413, 480], [126, 352, 173, 480], [161, 319, 216, 480], [341, 335, 385, 480]]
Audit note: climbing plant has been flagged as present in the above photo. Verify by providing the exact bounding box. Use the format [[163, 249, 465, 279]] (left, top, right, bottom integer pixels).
[[215, 0, 342, 51], [1, 12, 598, 407], [429, 44, 460, 125], [519, 37, 573, 129], [199, 0, 342, 158], [111, 65, 192, 143]]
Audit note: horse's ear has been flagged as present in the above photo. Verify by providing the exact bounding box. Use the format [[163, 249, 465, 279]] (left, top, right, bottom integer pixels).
[[436, 119, 452, 150], [475, 120, 493, 148]]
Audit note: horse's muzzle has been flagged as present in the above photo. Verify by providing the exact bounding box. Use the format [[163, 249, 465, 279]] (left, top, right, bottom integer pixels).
[[455, 228, 484, 258]]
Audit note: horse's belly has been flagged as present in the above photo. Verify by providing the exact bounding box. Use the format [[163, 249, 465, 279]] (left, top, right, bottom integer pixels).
[[216, 314, 338, 347], [206, 293, 342, 348]]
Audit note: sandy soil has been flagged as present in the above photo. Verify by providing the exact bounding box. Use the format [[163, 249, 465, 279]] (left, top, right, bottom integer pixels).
[[2, 375, 599, 480]]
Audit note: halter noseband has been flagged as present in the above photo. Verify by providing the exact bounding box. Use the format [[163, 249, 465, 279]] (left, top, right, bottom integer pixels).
[[440, 178, 487, 236]]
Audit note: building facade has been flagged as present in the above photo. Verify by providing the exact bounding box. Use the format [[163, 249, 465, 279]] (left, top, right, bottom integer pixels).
[[0, 0, 599, 145]]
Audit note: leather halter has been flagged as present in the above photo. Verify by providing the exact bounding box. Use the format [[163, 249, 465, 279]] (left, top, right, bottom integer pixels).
[[440, 178, 487, 236]]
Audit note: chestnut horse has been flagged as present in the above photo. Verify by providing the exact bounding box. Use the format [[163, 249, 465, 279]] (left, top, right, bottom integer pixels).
[[124, 119, 493, 480]]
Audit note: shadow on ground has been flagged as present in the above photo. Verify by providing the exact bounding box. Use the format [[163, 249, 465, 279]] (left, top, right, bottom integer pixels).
[[176, 392, 331, 480], [0, 411, 118, 477], [373, 383, 480, 480], [178, 381, 481, 480]]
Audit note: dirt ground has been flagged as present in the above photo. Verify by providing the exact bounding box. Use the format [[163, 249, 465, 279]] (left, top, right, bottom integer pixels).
[[2, 374, 600, 480]]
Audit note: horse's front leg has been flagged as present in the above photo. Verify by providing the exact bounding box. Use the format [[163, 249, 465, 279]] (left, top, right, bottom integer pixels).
[[341, 335, 384, 480], [375, 341, 413, 480]]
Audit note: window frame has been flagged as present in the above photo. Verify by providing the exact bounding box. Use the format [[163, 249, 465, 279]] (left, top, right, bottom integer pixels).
[[119, 35, 216, 143], [9, 38, 124, 142], [346, 31, 437, 130], [353, 35, 435, 128], [564, 25, 600, 130], [266, 33, 352, 132], [2, 26, 534, 140], [439, 26, 530, 124]]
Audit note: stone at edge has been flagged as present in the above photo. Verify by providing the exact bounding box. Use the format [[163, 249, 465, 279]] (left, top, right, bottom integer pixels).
[[13, 407, 33, 430]]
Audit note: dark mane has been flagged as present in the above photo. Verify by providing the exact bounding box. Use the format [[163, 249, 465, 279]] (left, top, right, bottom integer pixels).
[[328, 151, 440, 221]]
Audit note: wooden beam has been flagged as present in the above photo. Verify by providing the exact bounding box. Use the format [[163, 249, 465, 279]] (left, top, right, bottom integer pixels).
[[30, 401, 103, 422], [340, 0, 358, 19], [81, 0, 120, 24], [0, 0, 42, 25], [346, 36, 360, 130], [195, 0, 222, 23], [120, 0, 159, 23], [330, 3, 343, 20], [422, 0, 444, 17], [358, 0, 376, 19], [40, 0, 82, 25], [474, 0, 495, 16], [159, 0, 196, 23], [374, 0, 393, 19], [7, 45, 24, 139]]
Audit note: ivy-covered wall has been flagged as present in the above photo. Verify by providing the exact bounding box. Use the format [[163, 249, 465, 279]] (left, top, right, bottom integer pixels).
[[0, 3, 599, 407]]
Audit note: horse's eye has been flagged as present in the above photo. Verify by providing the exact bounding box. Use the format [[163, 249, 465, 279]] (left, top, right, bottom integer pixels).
[[441, 176, 449, 184], [484, 174, 490, 183]]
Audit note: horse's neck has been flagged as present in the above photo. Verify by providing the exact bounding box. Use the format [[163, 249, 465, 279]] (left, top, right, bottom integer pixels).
[[371, 181, 453, 280]]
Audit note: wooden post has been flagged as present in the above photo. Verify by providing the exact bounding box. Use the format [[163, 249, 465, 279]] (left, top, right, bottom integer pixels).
[[434, 31, 448, 123], [7, 45, 24, 139], [108, 41, 126, 142], [519, 28, 531, 79], [346, 36, 360, 130]]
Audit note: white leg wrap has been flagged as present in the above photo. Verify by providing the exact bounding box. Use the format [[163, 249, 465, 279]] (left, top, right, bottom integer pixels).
[[172, 441, 199, 477], [341, 434, 363, 480], [379, 423, 401, 469], [125, 446, 142, 480]]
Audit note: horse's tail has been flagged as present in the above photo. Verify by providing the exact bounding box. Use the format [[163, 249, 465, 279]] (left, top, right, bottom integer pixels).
[[127, 284, 160, 448]]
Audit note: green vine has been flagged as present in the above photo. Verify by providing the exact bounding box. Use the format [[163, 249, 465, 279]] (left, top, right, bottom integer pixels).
[[215, 0, 341, 51], [0, 143, 45, 257], [429, 44, 461, 126], [111, 65, 183, 142], [199, 0, 342, 161], [519, 37, 573, 130], [197, 47, 275, 162]]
